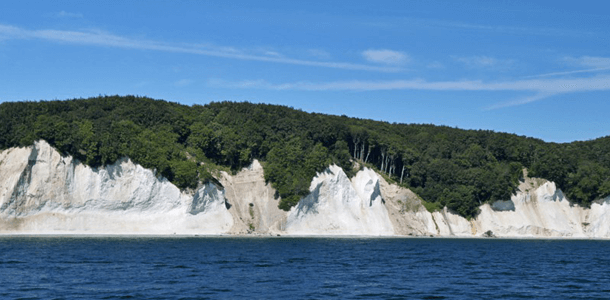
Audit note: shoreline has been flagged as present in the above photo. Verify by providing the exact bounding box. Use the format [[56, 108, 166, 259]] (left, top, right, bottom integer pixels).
[[2, 232, 610, 241]]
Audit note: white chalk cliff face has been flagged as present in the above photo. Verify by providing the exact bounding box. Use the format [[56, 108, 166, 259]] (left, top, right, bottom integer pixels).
[[284, 165, 394, 236], [471, 180, 610, 238], [2, 140, 610, 238], [387, 176, 610, 238], [0, 141, 233, 234]]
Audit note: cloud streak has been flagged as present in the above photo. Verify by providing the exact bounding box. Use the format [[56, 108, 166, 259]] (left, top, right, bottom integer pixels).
[[174, 79, 194, 87], [362, 49, 409, 65], [56, 11, 84, 18], [0, 24, 401, 73], [392, 17, 594, 38], [212, 76, 610, 92], [522, 67, 610, 79], [453, 55, 515, 70], [523, 56, 610, 79], [565, 56, 610, 68], [210, 75, 610, 109], [483, 92, 556, 110]]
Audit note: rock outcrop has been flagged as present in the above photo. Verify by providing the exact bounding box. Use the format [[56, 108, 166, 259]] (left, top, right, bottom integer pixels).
[[378, 175, 438, 236], [218, 160, 286, 235], [2, 141, 610, 238]]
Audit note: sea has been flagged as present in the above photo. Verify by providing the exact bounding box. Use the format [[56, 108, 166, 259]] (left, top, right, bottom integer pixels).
[[1, 236, 609, 299]]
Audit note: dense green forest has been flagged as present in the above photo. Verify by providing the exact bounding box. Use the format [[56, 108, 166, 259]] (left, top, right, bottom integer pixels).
[[1, 96, 609, 218]]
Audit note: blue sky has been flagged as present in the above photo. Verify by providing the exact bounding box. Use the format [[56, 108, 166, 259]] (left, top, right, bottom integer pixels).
[[1, 1, 609, 142]]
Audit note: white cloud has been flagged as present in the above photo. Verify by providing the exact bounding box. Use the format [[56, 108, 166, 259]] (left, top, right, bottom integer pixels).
[[362, 49, 409, 65], [454, 55, 515, 69], [252, 47, 284, 58], [56, 11, 83, 18], [263, 51, 282, 57], [0, 24, 402, 73]]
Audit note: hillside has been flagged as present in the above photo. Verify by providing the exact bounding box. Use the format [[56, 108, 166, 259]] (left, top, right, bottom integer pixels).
[[1, 95, 609, 218]]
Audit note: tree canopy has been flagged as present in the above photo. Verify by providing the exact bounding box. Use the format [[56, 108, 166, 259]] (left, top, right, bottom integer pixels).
[[1, 96, 608, 218]]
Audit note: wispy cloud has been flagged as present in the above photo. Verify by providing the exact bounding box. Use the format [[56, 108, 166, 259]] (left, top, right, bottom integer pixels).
[[453, 55, 515, 69], [211, 76, 610, 92], [262, 50, 282, 57], [523, 56, 610, 79], [210, 75, 610, 109], [483, 92, 556, 110], [439, 20, 592, 37], [362, 49, 409, 65], [0, 24, 401, 73], [372, 17, 594, 38], [427, 61, 445, 69], [56, 11, 83, 18], [523, 67, 610, 79], [308, 49, 331, 60], [565, 56, 610, 68], [174, 79, 194, 87]]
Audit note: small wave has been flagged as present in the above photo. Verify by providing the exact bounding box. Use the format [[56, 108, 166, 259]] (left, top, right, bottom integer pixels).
[[422, 296, 446, 299], [0, 260, 24, 264], [171, 265, 191, 269], [254, 263, 273, 268]]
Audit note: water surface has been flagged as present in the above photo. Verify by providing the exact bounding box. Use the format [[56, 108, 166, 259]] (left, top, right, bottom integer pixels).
[[1, 236, 609, 299]]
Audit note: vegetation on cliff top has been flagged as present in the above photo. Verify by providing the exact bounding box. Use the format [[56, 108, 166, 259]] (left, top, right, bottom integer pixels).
[[1, 96, 609, 218]]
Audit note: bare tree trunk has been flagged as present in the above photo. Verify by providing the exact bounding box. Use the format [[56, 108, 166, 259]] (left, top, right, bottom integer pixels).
[[381, 156, 388, 173], [383, 154, 390, 174], [385, 155, 390, 175], [360, 142, 365, 161], [365, 146, 372, 163]]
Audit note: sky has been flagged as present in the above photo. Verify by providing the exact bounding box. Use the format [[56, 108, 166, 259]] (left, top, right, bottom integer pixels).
[[1, 1, 610, 143]]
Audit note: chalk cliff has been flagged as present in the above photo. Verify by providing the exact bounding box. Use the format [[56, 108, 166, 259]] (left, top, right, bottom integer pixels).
[[0, 141, 233, 234], [2, 141, 610, 238], [218, 160, 286, 235], [283, 165, 394, 236], [470, 179, 610, 238]]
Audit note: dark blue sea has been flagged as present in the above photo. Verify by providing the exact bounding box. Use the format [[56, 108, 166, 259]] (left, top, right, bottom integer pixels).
[[1, 237, 609, 299]]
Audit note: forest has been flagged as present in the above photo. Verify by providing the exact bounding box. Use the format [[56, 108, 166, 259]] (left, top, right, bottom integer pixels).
[[1, 95, 609, 218]]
